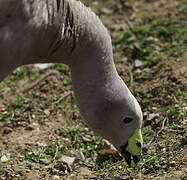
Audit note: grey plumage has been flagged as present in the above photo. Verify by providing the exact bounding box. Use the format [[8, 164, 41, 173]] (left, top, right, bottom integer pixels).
[[0, 0, 143, 163]]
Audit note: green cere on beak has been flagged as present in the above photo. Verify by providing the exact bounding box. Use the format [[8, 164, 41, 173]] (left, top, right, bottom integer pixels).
[[126, 128, 143, 156]]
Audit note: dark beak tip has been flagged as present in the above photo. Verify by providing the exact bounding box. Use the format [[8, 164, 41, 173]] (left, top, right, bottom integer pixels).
[[121, 151, 132, 165], [120, 144, 141, 165], [133, 155, 140, 164], [122, 153, 141, 165]]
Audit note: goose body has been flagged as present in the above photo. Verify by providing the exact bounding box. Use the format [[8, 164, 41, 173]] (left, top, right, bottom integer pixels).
[[0, 0, 143, 163]]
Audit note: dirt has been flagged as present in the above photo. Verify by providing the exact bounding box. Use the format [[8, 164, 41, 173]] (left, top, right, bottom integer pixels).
[[0, 0, 187, 179]]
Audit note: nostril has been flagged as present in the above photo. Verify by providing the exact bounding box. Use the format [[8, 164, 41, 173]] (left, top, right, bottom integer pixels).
[[136, 142, 142, 148]]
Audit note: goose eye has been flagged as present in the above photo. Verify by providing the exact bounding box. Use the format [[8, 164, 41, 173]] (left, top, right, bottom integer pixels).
[[123, 117, 133, 124]]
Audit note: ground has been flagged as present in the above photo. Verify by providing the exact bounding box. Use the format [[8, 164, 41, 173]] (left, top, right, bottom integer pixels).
[[0, 0, 187, 179]]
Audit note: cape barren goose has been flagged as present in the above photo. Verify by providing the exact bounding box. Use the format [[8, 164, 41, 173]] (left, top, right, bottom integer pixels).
[[0, 0, 143, 164]]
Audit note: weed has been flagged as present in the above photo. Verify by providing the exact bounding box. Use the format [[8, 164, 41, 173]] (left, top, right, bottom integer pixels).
[[26, 151, 46, 163], [56, 64, 70, 73], [113, 9, 187, 68], [10, 67, 29, 81]]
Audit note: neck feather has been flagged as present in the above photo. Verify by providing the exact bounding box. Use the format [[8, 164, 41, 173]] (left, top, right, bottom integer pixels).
[[71, 51, 119, 125], [49, 0, 121, 124]]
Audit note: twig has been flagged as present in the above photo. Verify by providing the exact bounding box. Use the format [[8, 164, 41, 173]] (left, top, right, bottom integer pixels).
[[51, 145, 59, 171], [145, 117, 167, 148], [52, 91, 73, 106], [22, 70, 60, 92], [127, 67, 134, 86], [53, 145, 59, 162]]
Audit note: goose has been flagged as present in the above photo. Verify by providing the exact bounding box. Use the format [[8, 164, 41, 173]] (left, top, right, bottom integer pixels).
[[0, 0, 143, 164]]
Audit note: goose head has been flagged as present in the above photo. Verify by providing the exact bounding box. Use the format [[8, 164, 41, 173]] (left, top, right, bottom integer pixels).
[[76, 76, 143, 165]]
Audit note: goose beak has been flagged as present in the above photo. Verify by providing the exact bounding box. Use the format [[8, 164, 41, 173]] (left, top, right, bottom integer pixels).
[[120, 128, 143, 165], [121, 148, 132, 165], [120, 143, 141, 165]]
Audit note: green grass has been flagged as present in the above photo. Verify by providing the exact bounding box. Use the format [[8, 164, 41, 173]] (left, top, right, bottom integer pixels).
[[113, 8, 187, 68], [0, 0, 187, 179], [10, 67, 29, 81], [55, 64, 70, 73]]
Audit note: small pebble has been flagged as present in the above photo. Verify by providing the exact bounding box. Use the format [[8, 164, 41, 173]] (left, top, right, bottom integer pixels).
[[1, 155, 9, 163], [60, 155, 76, 167], [147, 113, 159, 121], [73, 150, 85, 161], [52, 175, 60, 180], [134, 59, 144, 68], [44, 109, 50, 116]]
